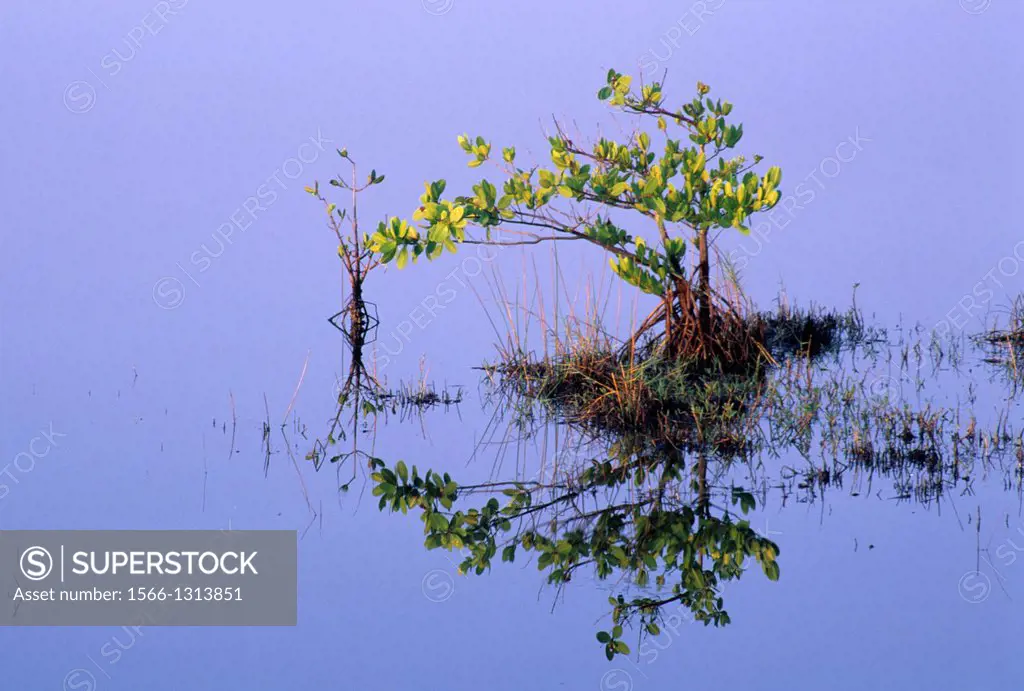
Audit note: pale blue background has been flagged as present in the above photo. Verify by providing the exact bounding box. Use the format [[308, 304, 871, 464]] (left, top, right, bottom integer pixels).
[[2, 1, 1023, 689]]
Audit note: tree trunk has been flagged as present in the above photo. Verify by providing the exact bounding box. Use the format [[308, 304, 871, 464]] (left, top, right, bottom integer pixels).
[[697, 228, 711, 338]]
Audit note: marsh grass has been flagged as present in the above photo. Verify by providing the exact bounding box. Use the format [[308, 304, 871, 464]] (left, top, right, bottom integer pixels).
[[759, 292, 884, 360], [468, 275, 1024, 514], [478, 253, 882, 453], [486, 347, 770, 450], [974, 295, 1024, 392], [373, 379, 464, 424]]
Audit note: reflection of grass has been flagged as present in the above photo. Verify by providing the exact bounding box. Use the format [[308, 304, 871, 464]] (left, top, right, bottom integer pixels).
[[979, 295, 1024, 345], [479, 305, 1024, 510], [759, 297, 882, 360], [485, 297, 881, 456], [377, 380, 463, 415], [975, 295, 1024, 392]]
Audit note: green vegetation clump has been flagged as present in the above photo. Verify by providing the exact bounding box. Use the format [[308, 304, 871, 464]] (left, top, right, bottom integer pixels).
[[483, 296, 883, 454], [369, 69, 783, 367], [487, 347, 767, 451], [759, 299, 880, 360]]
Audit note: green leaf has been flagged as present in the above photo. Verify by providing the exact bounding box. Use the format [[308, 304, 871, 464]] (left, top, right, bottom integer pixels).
[[430, 513, 449, 532], [596, 631, 611, 643], [598, 86, 613, 101], [396, 461, 408, 484]]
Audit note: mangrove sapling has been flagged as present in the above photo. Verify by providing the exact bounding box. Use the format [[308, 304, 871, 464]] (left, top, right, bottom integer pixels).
[[368, 69, 784, 368], [304, 149, 388, 479]]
